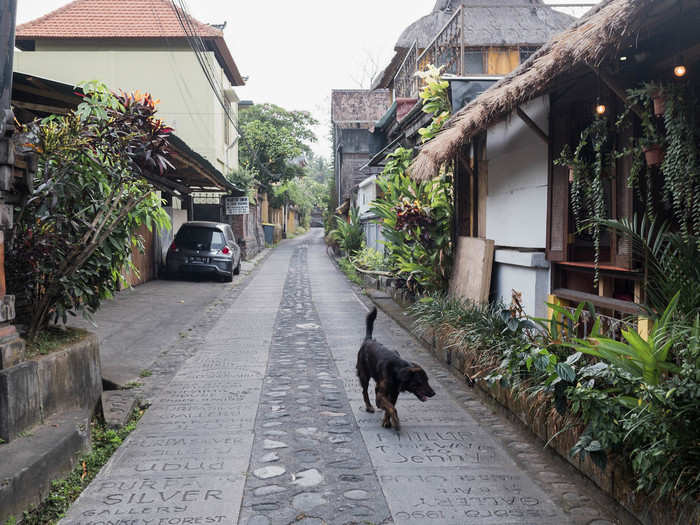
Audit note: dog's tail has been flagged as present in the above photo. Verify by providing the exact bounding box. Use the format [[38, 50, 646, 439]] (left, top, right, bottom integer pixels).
[[365, 307, 377, 340]]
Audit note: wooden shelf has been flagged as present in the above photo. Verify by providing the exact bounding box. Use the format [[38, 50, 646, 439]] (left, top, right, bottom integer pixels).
[[552, 288, 643, 315], [557, 261, 640, 273]]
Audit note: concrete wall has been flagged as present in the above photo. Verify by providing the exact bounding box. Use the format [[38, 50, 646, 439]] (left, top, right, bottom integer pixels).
[[15, 41, 238, 175], [0, 333, 101, 442], [485, 96, 550, 316]]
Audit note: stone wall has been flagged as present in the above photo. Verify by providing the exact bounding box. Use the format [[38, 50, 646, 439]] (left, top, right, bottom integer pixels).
[[230, 204, 265, 260]]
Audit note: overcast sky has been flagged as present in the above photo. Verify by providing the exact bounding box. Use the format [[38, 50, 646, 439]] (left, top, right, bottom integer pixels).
[[16, 1, 596, 159]]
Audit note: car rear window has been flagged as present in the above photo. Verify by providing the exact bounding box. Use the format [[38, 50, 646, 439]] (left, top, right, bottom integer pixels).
[[175, 226, 226, 250]]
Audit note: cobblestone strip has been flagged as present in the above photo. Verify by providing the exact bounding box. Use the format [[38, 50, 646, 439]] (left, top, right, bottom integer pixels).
[[238, 243, 392, 525]]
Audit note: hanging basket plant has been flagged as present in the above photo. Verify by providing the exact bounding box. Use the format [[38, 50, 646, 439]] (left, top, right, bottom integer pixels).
[[652, 89, 666, 117], [643, 143, 665, 166], [556, 116, 613, 278], [620, 81, 700, 242]]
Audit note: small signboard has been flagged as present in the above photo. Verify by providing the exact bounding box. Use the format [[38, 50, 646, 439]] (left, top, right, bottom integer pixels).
[[224, 196, 249, 215]]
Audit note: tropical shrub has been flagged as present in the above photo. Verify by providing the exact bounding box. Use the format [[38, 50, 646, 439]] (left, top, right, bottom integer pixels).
[[369, 66, 454, 293], [410, 292, 700, 503], [351, 246, 389, 273], [7, 83, 171, 340], [329, 206, 363, 255], [371, 148, 453, 292]]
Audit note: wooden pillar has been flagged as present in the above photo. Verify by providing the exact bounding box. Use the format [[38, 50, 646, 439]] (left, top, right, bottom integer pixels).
[[474, 132, 488, 239]]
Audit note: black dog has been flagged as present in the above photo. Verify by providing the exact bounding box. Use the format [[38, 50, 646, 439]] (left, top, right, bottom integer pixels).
[[356, 307, 435, 430]]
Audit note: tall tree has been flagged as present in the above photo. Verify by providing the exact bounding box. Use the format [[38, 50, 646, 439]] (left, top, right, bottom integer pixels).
[[239, 103, 318, 191]]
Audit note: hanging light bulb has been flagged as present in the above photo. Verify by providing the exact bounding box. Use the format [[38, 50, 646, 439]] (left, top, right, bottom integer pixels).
[[674, 63, 687, 78], [595, 101, 607, 115]]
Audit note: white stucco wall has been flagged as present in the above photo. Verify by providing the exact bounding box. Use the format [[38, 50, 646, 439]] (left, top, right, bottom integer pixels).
[[14, 42, 237, 175], [485, 96, 549, 248], [357, 176, 377, 217], [485, 96, 551, 316]]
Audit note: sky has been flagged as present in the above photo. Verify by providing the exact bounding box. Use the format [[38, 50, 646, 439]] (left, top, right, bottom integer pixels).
[[16, 1, 597, 159]]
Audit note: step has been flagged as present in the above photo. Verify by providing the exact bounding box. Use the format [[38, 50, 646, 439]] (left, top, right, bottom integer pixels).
[[0, 410, 90, 524]]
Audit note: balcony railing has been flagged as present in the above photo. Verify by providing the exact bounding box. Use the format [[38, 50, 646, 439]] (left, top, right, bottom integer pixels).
[[393, 40, 419, 99], [393, 6, 464, 98]]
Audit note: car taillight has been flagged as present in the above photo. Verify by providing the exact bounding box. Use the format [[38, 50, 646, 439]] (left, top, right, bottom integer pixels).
[[221, 246, 230, 255], [169, 242, 178, 252]]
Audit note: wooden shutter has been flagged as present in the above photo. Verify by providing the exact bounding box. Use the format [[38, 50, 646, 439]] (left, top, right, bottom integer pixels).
[[547, 97, 569, 262], [487, 47, 519, 75]]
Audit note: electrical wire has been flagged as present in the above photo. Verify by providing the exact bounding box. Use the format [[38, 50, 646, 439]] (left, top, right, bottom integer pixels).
[[170, 0, 240, 137], [148, 0, 215, 145]]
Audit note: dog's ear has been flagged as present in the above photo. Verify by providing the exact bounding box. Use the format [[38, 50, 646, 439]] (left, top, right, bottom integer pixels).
[[397, 366, 421, 384]]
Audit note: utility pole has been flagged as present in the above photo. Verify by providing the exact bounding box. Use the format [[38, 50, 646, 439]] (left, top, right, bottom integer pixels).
[[0, 0, 20, 361]]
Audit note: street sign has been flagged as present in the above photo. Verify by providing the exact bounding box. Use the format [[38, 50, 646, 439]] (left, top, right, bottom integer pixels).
[[224, 196, 249, 215]]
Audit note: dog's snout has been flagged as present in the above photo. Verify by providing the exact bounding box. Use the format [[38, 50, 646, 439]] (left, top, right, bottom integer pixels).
[[427, 389, 436, 397]]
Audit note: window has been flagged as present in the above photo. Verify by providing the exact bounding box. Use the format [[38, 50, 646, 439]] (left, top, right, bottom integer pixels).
[[463, 48, 485, 74], [175, 227, 226, 250], [519, 46, 539, 64]]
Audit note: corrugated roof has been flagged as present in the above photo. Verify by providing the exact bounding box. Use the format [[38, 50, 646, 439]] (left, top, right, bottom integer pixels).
[[15, 0, 244, 86]]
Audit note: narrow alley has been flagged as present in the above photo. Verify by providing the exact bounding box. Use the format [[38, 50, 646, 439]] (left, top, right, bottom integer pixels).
[[59, 231, 631, 525]]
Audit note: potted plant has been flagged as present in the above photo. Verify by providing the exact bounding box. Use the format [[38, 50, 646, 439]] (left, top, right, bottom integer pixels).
[[651, 86, 666, 117]]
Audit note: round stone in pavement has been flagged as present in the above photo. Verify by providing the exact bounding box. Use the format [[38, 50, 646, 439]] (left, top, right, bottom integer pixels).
[[343, 489, 369, 500], [253, 466, 286, 479], [292, 491, 327, 511], [246, 516, 270, 525], [253, 485, 287, 497]]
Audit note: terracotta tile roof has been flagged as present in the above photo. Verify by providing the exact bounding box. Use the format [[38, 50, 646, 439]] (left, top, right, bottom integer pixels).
[[15, 0, 244, 86], [16, 0, 222, 39]]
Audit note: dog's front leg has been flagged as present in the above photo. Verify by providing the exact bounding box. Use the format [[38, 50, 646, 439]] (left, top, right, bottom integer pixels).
[[376, 387, 400, 431]]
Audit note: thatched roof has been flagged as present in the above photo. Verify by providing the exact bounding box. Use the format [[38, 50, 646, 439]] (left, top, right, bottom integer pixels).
[[410, 0, 652, 181], [396, 0, 573, 49]]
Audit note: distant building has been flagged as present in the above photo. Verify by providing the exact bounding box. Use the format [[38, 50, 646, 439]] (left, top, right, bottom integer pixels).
[[330, 89, 392, 204]]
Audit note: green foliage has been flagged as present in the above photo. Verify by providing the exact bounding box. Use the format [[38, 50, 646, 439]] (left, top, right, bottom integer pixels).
[[20, 410, 142, 525], [329, 207, 364, 255], [371, 148, 452, 292], [227, 165, 257, 200], [271, 177, 327, 219], [25, 327, 89, 359], [416, 65, 451, 142], [337, 256, 363, 286], [568, 293, 681, 386], [323, 177, 338, 236], [555, 116, 612, 276], [619, 82, 700, 242], [238, 103, 318, 191], [7, 82, 171, 341], [410, 292, 700, 503], [351, 246, 389, 272]]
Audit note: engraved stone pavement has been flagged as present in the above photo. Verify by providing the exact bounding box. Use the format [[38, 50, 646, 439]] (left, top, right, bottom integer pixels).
[[60, 230, 630, 525]]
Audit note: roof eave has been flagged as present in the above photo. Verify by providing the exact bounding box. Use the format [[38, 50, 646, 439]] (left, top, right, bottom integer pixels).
[[210, 36, 245, 86]]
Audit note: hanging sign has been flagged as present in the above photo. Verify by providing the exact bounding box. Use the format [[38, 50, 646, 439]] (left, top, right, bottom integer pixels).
[[224, 196, 249, 215]]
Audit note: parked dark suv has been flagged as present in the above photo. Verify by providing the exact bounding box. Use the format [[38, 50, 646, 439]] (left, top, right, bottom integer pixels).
[[166, 222, 241, 282]]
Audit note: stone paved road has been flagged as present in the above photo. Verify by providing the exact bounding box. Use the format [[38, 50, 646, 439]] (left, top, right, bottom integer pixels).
[[60, 230, 635, 525]]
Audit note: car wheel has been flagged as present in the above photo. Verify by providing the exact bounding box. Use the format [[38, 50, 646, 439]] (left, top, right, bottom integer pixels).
[[233, 259, 241, 275]]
